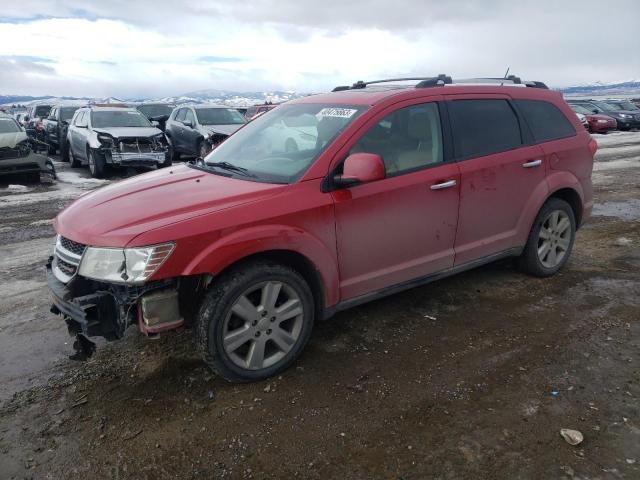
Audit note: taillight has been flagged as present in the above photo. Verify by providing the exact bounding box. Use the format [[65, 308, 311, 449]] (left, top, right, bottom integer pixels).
[[588, 138, 598, 157]]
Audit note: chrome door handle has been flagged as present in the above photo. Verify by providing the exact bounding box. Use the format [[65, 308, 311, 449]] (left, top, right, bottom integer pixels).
[[430, 180, 457, 190], [522, 159, 542, 168]]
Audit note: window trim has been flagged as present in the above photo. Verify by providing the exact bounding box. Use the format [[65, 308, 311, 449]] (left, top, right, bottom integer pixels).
[[444, 97, 527, 162]]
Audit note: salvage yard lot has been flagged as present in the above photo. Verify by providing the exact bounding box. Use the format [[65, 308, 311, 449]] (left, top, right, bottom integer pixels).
[[1, 133, 639, 479]]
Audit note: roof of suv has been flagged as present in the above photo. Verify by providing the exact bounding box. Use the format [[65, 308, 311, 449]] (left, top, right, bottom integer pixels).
[[291, 75, 555, 107]]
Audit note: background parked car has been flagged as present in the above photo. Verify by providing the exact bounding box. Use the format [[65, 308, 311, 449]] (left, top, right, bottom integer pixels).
[[568, 99, 640, 130], [568, 103, 617, 133], [136, 103, 175, 131], [43, 104, 83, 158], [165, 104, 247, 159], [604, 99, 640, 111], [0, 113, 51, 182], [66, 106, 170, 178], [245, 103, 277, 121]]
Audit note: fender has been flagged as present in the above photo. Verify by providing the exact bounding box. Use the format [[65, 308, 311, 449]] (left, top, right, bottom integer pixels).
[[183, 224, 340, 307], [514, 170, 584, 246]]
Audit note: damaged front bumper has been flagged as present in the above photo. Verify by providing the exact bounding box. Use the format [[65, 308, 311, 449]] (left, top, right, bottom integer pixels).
[[99, 136, 169, 167], [46, 257, 183, 345], [0, 151, 55, 179]]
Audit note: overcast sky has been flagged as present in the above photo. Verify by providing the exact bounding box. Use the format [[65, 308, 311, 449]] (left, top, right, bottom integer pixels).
[[1, 0, 638, 98]]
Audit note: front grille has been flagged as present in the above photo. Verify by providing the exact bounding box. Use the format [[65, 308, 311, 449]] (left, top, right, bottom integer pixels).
[[57, 257, 77, 277], [60, 236, 86, 256]]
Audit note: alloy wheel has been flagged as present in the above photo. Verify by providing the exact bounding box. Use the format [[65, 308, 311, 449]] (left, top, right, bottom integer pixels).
[[222, 281, 304, 370], [537, 210, 571, 268]]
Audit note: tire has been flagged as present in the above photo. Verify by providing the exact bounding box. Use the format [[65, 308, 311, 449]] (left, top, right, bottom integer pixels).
[[69, 144, 81, 168], [195, 261, 315, 382], [60, 140, 70, 162], [517, 198, 576, 277], [198, 139, 209, 159], [88, 149, 106, 178]]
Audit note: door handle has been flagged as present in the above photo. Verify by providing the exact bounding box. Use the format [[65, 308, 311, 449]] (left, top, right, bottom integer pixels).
[[522, 159, 542, 168], [430, 179, 457, 190]]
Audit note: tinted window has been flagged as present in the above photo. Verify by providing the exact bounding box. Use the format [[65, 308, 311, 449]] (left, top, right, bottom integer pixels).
[[351, 102, 443, 176], [0, 117, 21, 133], [184, 109, 195, 125], [449, 99, 522, 159], [138, 104, 174, 118], [196, 108, 246, 125], [175, 108, 186, 122], [516, 100, 576, 143], [75, 111, 88, 127], [60, 107, 79, 122], [91, 110, 151, 128]]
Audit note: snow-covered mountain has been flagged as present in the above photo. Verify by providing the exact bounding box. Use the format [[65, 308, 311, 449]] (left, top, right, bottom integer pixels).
[[1, 90, 310, 107], [559, 80, 640, 97]]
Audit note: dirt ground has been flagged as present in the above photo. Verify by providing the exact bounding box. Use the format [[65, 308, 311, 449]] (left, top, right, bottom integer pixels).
[[0, 133, 639, 480]]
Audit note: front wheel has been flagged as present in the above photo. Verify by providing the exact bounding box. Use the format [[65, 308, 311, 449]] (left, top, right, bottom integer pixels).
[[88, 149, 106, 178], [195, 261, 315, 382], [518, 198, 576, 277]]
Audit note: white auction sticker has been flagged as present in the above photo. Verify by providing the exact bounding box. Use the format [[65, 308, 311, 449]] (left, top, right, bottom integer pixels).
[[317, 108, 358, 119]]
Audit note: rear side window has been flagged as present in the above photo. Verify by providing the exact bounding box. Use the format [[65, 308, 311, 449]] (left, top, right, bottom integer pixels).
[[449, 99, 522, 159], [515, 100, 576, 143]]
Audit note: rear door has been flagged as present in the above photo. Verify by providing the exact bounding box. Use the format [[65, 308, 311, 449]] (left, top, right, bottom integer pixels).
[[331, 98, 461, 300], [446, 95, 546, 265]]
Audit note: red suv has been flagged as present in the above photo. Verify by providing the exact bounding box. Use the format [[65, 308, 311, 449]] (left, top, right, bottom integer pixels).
[[47, 75, 596, 382]]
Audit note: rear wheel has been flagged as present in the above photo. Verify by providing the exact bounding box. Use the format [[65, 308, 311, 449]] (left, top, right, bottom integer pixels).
[[518, 198, 576, 277], [88, 149, 106, 178], [195, 261, 315, 382]]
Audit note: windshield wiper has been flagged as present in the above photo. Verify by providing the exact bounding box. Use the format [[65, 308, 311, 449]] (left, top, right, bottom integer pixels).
[[207, 161, 255, 177]]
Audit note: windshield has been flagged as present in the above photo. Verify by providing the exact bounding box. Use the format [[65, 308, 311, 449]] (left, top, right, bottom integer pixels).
[[201, 104, 365, 183], [570, 104, 591, 115], [196, 108, 246, 125], [0, 118, 21, 133], [603, 102, 624, 111], [34, 105, 51, 118], [610, 101, 637, 110], [138, 104, 174, 118], [60, 107, 79, 122], [91, 110, 152, 128], [589, 101, 613, 112]]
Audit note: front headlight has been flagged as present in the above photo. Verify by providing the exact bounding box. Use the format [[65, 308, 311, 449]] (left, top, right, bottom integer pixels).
[[97, 133, 114, 145], [618, 114, 632, 119], [78, 243, 174, 284]]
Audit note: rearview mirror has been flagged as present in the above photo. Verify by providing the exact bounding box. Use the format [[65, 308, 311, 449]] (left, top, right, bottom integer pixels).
[[334, 153, 385, 188]]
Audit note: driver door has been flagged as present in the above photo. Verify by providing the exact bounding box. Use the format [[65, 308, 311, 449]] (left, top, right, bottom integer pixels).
[[331, 99, 461, 300]]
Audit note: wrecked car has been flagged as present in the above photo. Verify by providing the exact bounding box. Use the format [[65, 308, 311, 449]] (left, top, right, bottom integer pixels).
[[165, 104, 246, 160], [0, 113, 54, 181], [43, 104, 83, 159], [48, 75, 595, 383], [136, 103, 175, 131], [66, 106, 171, 178]]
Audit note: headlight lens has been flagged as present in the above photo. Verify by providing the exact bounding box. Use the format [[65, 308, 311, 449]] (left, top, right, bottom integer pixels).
[[78, 243, 174, 284], [97, 133, 114, 145], [618, 114, 632, 119]]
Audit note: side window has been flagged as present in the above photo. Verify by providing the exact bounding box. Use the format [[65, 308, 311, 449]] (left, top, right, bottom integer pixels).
[[515, 100, 576, 143], [184, 109, 195, 125], [351, 102, 444, 176], [449, 99, 522, 159], [75, 111, 87, 127], [175, 108, 186, 122]]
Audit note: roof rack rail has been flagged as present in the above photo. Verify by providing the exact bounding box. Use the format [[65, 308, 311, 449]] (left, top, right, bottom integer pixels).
[[331, 74, 548, 91]]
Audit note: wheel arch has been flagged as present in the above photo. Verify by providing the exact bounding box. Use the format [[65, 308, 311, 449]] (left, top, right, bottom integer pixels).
[[548, 187, 583, 228], [180, 225, 340, 311]]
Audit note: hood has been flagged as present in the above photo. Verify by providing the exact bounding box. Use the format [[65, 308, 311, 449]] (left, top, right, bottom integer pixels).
[[202, 124, 244, 137], [55, 164, 283, 247], [93, 127, 163, 138], [0, 131, 28, 148]]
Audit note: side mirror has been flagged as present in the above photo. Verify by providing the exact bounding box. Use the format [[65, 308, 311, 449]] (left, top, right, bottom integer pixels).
[[183, 120, 194, 128], [592, 109, 599, 114], [334, 153, 385, 188]]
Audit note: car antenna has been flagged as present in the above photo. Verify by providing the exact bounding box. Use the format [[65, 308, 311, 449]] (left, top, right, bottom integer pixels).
[[502, 67, 510, 86]]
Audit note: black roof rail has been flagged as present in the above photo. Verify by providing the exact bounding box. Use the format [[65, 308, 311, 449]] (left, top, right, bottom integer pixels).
[[331, 74, 548, 92]]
